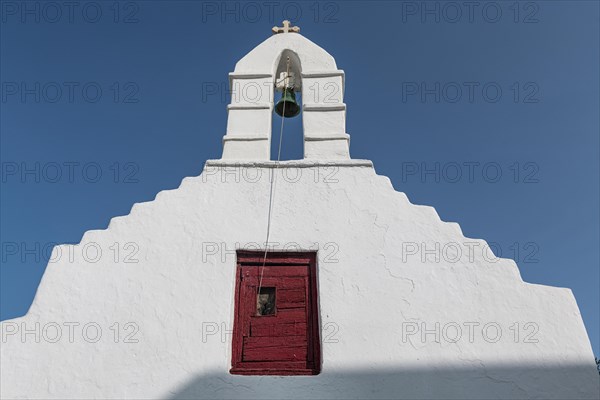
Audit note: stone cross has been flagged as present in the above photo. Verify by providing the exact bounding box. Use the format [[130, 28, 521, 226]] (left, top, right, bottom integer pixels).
[[272, 20, 300, 34]]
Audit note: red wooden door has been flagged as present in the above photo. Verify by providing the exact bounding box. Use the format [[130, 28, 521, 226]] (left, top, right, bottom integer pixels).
[[230, 252, 320, 375]]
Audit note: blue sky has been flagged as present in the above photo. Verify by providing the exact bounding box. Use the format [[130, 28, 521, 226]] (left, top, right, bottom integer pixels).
[[1, 1, 598, 356]]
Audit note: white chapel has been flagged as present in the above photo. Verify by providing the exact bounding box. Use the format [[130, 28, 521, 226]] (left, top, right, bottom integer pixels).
[[1, 22, 598, 399]]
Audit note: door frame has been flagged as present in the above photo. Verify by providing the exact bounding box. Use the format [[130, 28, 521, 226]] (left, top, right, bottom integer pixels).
[[230, 250, 321, 375]]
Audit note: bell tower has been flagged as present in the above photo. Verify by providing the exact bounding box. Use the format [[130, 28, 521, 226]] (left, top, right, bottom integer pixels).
[[221, 21, 350, 160]]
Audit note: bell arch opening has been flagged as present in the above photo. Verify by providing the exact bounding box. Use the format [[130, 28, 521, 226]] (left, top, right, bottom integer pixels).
[[270, 49, 305, 161], [273, 49, 302, 91]]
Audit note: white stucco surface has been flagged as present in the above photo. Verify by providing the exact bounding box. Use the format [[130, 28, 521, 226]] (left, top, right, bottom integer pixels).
[[233, 33, 338, 75], [1, 161, 598, 399]]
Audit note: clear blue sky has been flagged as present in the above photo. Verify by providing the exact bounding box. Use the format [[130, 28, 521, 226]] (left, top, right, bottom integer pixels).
[[1, 1, 598, 356]]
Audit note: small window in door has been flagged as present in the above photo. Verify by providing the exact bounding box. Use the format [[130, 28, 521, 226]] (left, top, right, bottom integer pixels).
[[256, 287, 276, 316]]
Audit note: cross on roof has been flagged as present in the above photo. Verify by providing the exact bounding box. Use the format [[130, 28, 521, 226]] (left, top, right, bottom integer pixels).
[[272, 20, 300, 34]]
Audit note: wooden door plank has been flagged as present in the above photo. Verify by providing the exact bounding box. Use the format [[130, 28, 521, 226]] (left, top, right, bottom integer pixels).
[[241, 266, 309, 278], [243, 345, 308, 362], [250, 322, 307, 337], [232, 361, 309, 371], [243, 335, 307, 350], [278, 288, 305, 303]]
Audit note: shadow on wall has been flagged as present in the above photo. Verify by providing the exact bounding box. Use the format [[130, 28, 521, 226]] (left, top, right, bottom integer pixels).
[[166, 364, 600, 400]]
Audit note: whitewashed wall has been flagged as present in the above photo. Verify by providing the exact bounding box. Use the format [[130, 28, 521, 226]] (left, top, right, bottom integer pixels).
[[1, 160, 598, 399]]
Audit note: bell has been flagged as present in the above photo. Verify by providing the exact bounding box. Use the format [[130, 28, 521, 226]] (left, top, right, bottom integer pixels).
[[274, 88, 301, 118]]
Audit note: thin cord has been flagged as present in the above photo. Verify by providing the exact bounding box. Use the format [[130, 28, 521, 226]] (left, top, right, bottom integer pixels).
[[257, 57, 290, 295]]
